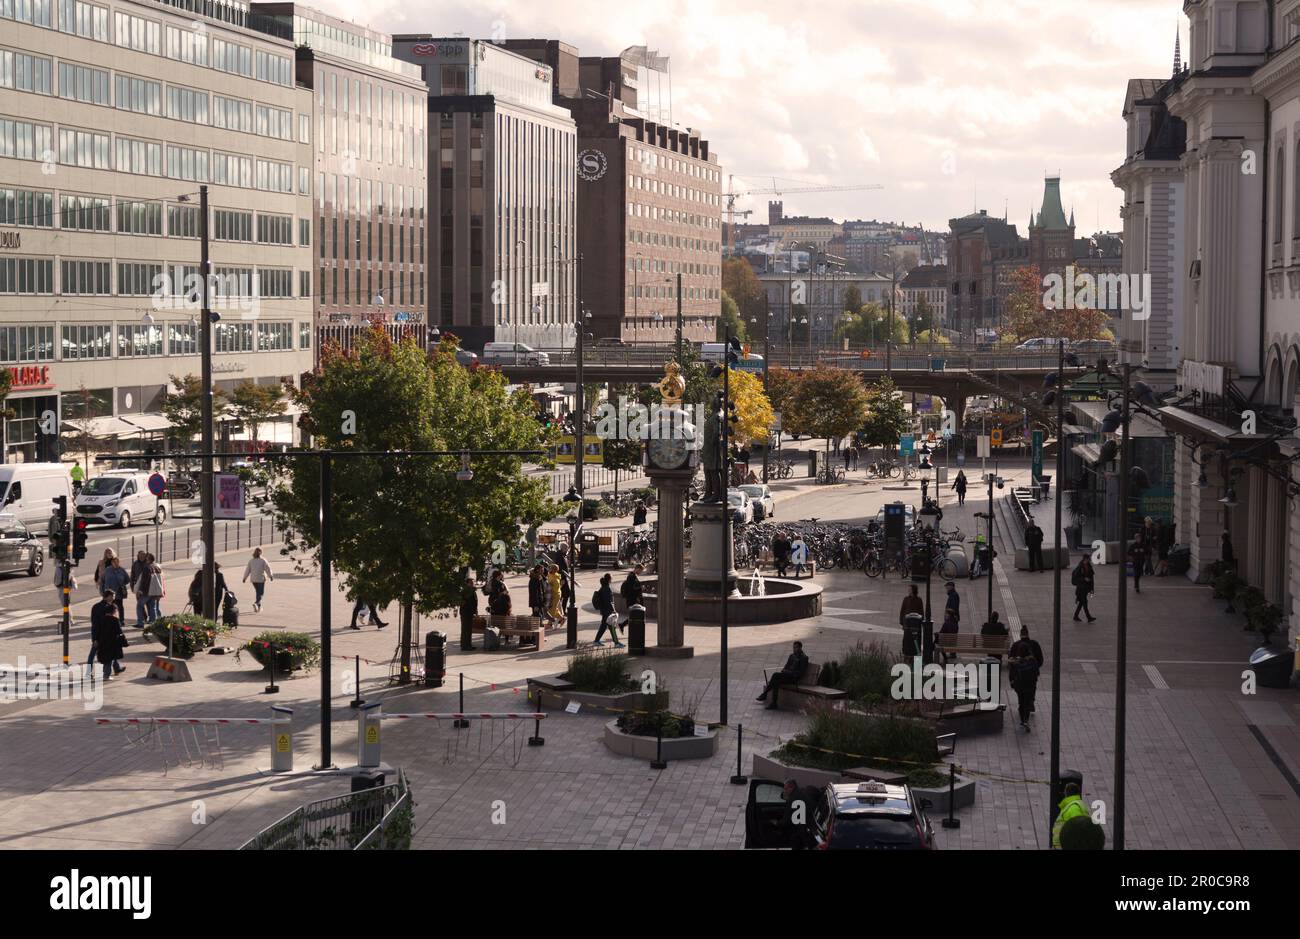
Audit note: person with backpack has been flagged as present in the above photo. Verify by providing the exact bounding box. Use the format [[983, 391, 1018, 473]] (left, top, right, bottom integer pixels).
[[1072, 557, 1096, 622], [1007, 626, 1043, 730], [592, 572, 622, 647], [242, 547, 274, 612], [951, 470, 968, 506]]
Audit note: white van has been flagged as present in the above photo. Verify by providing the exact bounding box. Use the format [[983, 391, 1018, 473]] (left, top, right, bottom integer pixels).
[[482, 342, 550, 366], [75, 471, 165, 528], [0, 464, 73, 534]]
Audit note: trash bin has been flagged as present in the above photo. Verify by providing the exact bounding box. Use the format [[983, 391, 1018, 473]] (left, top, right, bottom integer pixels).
[[1052, 768, 1083, 820], [424, 630, 446, 688], [935, 466, 948, 485], [902, 612, 924, 657], [1249, 646, 1293, 689], [808, 450, 820, 478], [626, 604, 646, 655], [578, 531, 601, 569]]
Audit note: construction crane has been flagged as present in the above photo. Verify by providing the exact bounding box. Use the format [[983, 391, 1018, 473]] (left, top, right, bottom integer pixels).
[[723, 175, 884, 221]]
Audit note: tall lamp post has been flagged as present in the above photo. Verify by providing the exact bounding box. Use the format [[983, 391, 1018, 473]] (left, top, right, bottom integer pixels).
[[1094, 362, 1158, 851], [975, 473, 1003, 628], [563, 485, 582, 649], [711, 336, 742, 725], [198, 184, 217, 620], [918, 494, 939, 663], [1040, 340, 1081, 839]]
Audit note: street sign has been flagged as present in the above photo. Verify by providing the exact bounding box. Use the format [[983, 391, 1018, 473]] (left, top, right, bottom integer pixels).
[[1031, 429, 1044, 481], [990, 427, 1003, 447], [148, 473, 166, 497], [899, 434, 914, 455]]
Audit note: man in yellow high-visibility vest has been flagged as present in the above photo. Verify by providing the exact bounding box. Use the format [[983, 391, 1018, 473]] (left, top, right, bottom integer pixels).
[[1051, 782, 1090, 848]]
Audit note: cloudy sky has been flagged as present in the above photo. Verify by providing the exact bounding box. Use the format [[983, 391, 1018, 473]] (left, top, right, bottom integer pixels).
[[320, 0, 1180, 235]]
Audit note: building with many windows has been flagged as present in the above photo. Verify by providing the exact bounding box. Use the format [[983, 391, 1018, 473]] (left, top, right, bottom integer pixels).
[[501, 40, 722, 344], [0, 0, 315, 460], [252, 4, 428, 347], [392, 37, 575, 351]]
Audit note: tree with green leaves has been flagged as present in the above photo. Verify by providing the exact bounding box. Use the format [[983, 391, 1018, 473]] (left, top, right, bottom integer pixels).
[[272, 329, 557, 682], [859, 376, 911, 452], [163, 374, 227, 454], [787, 366, 871, 460], [717, 292, 748, 342], [841, 285, 863, 316], [228, 380, 287, 450], [723, 257, 765, 336]]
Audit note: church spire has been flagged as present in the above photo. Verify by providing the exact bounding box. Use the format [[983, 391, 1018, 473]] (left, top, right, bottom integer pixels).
[[1173, 27, 1182, 77], [1069, 207, 1075, 228]]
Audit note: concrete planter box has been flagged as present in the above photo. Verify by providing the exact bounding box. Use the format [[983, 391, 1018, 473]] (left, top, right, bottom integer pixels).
[[603, 720, 718, 760], [753, 750, 976, 814], [1013, 547, 1070, 570], [526, 675, 667, 714]]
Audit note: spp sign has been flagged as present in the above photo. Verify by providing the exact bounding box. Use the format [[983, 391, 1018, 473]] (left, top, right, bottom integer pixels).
[[410, 42, 466, 58]]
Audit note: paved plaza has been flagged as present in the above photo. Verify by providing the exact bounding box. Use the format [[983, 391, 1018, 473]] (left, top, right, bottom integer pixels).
[[0, 461, 1296, 850]]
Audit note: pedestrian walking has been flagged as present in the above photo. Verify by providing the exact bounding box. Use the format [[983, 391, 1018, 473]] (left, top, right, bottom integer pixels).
[[129, 550, 150, 627], [349, 596, 387, 629], [1127, 533, 1149, 594], [188, 564, 228, 613], [102, 555, 130, 624], [459, 569, 478, 651], [527, 564, 546, 618], [1007, 626, 1043, 730], [53, 557, 77, 624], [88, 593, 126, 681], [790, 533, 808, 579], [1155, 519, 1173, 576], [242, 547, 274, 611], [143, 554, 165, 624], [898, 584, 925, 626], [484, 569, 511, 616], [1071, 557, 1096, 622], [944, 581, 960, 625], [92, 548, 116, 591], [632, 500, 648, 528], [547, 563, 564, 625], [1024, 517, 1045, 572], [772, 530, 792, 577], [619, 564, 644, 627], [1221, 530, 1236, 570], [952, 470, 968, 506], [592, 572, 622, 647], [1141, 517, 1158, 575]]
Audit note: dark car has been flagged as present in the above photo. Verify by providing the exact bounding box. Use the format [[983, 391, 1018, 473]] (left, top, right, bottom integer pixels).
[[0, 513, 44, 577], [745, 779, 935, 850]]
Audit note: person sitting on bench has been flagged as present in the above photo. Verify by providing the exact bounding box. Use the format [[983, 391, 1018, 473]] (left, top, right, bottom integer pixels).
[[756, 641, 809, 710]]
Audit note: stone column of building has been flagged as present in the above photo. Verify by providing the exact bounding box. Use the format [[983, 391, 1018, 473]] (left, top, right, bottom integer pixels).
[[1288, 454, 1300, 646], [1180, 149, 1203, 360], [1118, 198, 1145, 364], [1147, 176, 1179, 374], [1188, 454, 1226, 580], [1264, 472, 1286, 605], [1198, 140, 1244, 364], [1246, 465, 1267, 588], [1173, 441, 1195, 555]]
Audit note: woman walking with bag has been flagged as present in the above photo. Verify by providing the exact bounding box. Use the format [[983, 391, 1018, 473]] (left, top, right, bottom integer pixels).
[[242, 547, 274, 612], [144, 554, 165, 624], [592, 573, 623, 648]]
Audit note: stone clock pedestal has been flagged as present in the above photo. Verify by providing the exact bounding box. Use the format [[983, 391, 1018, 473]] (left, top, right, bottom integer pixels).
[[685, 500, 739, 598], [645, 466, 694, 659]]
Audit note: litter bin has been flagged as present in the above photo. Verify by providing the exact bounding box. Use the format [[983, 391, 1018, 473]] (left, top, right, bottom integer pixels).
[[578, 531, 602, 569], [626, 604, 646, 655], [1052, 768, 1084, 820], [935, 466, 948, 485], [424, 630, 446, 688], [808, 450, 820, 478], [1249, 646, 1293, 689], [902, 612, 924, 657]]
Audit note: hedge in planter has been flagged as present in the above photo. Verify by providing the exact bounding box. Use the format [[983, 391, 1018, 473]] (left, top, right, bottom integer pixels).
[[143, 614, 232, 659], [243, 631, 321, 672], [616, 709, 696, 739]]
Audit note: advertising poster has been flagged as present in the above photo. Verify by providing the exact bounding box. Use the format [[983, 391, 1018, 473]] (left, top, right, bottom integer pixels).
[[214, 473, 246, 520]]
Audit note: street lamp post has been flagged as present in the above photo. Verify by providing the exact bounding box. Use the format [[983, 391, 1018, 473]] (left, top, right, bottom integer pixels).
[[712, 337, 742, 725], [675, 271, 684, 363], [563, 486, 582, 650], [575, 253, 586, 498], [918, 494, 939, 664], [198, 184, 216, 621]]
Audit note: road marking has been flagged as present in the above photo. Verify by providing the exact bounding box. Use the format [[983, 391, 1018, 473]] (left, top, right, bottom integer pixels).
[[1142, 664, 1169, 690], [0, 610, 41, 631]]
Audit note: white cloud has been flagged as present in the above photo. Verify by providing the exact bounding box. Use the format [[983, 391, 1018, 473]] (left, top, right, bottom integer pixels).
[[320, 0, 1176, 232]]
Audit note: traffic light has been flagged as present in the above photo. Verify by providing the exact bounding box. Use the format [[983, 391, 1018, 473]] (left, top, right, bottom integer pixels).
[[72, 516, 89, 562], [49, 497, 68, 560]]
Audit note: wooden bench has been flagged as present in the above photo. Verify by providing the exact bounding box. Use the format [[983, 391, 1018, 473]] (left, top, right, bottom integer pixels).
[[770, 661, 847, 712], [936, 632, 1010, 660], [471, 614, 545, 650]]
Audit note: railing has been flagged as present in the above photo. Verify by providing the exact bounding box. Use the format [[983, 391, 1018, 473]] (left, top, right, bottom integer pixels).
[[240, 769, 413, 851], [496, 347, 1065, 372], [546, 466, 649, 497], [93, 512, 289, 566]]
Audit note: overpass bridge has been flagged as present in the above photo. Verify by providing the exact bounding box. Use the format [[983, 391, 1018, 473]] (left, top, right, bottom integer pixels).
[[496, 346, 1085, 429]]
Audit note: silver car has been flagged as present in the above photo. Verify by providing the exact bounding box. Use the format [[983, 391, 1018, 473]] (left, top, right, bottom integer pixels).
[[0, 513, 43, 577], [739, 484, 775, 521]]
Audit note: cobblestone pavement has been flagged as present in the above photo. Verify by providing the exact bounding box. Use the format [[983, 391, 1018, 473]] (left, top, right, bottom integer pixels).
[[0, 461, 1294, 849]]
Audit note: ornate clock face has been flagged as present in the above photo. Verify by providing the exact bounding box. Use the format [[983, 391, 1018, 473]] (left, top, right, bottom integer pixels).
[[648, 435, 689, 470]]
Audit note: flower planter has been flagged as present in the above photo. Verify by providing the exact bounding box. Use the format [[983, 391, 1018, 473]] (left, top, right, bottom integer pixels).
[[526, 674, 667, 714], [752, 750, 975, 813], [603, 720, 718, 760]]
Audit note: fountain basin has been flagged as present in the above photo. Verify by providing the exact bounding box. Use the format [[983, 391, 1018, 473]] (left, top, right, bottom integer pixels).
[[632, 576, 822, 625]]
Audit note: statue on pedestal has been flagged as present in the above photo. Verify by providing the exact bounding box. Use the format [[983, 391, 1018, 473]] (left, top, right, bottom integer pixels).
[[701, 405, 725, 503]]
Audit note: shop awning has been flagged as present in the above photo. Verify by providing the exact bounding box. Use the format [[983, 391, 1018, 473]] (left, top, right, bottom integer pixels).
[[63, 416, 138, 438], [120, 414, 173, 433], [1072, 442, 1102, 465]]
